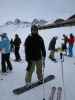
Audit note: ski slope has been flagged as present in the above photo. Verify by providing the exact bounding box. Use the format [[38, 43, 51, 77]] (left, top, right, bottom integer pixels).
[[0, 24, 75, 100]]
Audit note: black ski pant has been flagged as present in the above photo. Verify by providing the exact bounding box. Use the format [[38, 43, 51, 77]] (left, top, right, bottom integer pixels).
[[14, 47, 21, 60], [1, 53, 12, 73]]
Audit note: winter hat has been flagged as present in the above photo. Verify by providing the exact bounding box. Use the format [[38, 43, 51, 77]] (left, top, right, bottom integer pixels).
[[70, 33, 73, 36], [31, 25, 38, 32], [15, 34, 18, 37]]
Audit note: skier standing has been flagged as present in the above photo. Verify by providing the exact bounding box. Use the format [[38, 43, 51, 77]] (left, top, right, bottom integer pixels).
[[68, 33, 75, 57], [0, 33, 12, 73], [24, 25, 46, 87], [61, 34, 68, 55], [48, 36, 58, 61], [13, 34, 21, 61]]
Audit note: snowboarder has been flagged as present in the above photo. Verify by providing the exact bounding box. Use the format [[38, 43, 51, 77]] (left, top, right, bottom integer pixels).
[[48, 36, 58, 61], [0, 33, 12, 73], [67, 33, 75, 57], [61, 34, 68, 55], [13, 34, 21, 61], [24, 25, 46, 87]]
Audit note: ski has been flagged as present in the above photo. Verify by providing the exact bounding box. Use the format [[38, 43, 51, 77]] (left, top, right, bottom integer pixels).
[[56, 87, 62, 100], [49, 86, 56, 100]]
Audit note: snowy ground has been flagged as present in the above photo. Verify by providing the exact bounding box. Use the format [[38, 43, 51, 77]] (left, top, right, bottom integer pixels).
[[0, 24, 75, 100]]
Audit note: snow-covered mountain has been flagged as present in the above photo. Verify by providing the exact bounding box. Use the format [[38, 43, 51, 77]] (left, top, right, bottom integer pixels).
[[4, 18, 31, 26], [0, 18, 47, 28], [31, 18, 47, 26]]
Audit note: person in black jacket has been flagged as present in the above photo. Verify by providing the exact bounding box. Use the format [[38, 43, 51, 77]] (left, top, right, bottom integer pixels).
[[13, 34, 21, 61], [61, 34, 68, 55], [24, 25, 46, 87], [48, 36, 57, 61]]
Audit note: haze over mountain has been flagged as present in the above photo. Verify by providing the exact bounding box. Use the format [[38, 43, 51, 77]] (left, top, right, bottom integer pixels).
[[0, 18, 48, 27]]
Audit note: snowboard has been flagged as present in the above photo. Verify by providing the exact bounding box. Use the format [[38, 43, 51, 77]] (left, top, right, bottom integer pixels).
[[51, 59, 57, 63], [13, 75, 55, 95], [11, 58, 25, 63], [48, 55, 57, 63], [49, 58, 57, 63]]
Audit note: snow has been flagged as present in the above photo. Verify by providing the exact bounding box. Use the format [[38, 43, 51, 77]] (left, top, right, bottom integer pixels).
[[0, 24, 75, 100]]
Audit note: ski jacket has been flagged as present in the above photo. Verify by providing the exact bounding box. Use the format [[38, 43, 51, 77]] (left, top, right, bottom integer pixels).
[[68, 36, 74, 45], [13, 37, 21, 47], [63, 36, 68, 45], [0, 36, 11, 54], [48, 37, 57, 50], [24, 34, 46, 61]]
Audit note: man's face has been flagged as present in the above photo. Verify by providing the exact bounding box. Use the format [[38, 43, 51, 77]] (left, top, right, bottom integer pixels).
[[31, 29, 38, 35]]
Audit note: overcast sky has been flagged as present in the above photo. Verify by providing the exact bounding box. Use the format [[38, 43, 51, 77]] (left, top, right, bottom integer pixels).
[[0, 0, 75, 25]]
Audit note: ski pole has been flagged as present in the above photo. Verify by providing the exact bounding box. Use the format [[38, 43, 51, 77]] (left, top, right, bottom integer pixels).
[[60, 53, 65, 100], [42, 58, 45, 100], [60, 53, 64, 87]]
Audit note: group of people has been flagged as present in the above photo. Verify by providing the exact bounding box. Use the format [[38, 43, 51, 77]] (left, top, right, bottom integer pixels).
[[48, 33, 75, 61], [62, 33, 75, 57], [0, 25, 75, 87], [0, 33, 22, 73], [0, 25, 46, 87]]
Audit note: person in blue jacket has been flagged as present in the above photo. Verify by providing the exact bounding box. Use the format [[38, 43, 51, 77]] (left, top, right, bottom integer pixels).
[[0, 33, 12, 73]]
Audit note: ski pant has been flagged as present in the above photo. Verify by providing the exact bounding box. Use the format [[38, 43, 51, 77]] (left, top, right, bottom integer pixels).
[[62, 43, 67, 55], [68, 44, 73, 57], [25, 59, 43, 83], [14, 47, 21, 60], [1, 53, 12, 73]]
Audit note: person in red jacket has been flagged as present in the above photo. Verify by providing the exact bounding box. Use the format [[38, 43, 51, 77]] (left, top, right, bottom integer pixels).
[[68, 33, 74, 57]]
